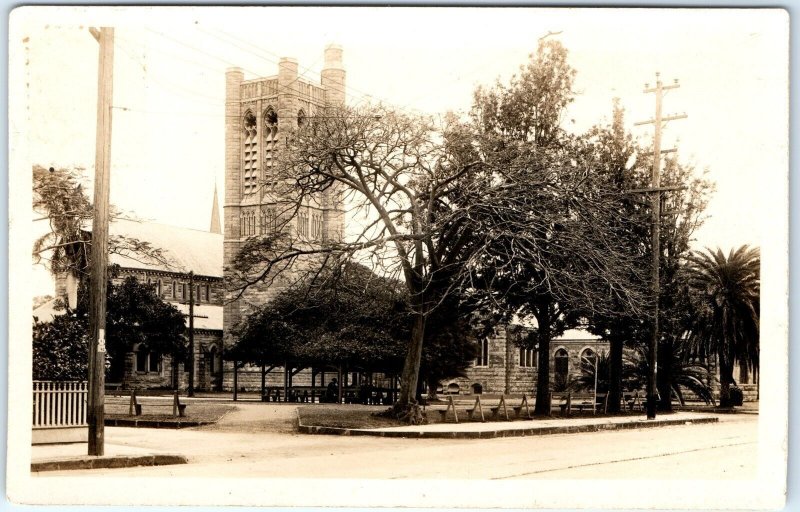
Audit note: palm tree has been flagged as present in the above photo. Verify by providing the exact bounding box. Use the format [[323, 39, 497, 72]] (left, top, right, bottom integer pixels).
[[570, 351, 639, 396], [630, 343, 717, 406], [574, 347, 715, 407], [683, 246, 760, 407]]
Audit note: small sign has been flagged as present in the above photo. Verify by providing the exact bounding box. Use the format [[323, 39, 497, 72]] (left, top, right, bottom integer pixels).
[[98, 328, 106, 353]]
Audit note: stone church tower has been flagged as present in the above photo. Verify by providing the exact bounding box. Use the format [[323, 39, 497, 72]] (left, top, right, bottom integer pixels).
[[222, 46, 346, 389]]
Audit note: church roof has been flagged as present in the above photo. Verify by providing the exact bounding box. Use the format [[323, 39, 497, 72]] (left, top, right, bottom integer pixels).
[[555, 329, 600, 342], [33, 298, 61, 323], [102, 218, 223, 278], [174, 303, 223, 331], [32, 297, 222, 331]]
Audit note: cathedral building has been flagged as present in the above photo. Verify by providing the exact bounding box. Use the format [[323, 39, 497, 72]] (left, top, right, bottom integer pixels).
[[221, 45, 346, 390]]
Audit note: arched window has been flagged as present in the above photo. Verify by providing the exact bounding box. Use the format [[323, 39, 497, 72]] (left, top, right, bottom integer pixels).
[[242, 111, 258, 195], [297, 109, 306, 128], [580, 348, 596, 364], [263, 107, 278, 183], [554, 348, 569, 391]]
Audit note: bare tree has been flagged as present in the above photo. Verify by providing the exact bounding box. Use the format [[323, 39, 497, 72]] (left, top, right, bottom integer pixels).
[[228, 104, 483, 421]]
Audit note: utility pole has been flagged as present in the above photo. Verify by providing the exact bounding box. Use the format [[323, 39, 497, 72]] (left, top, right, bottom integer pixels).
[[188, 271, 195, 397], [634, 72, 686, 420], [87, 26, 114, 456]]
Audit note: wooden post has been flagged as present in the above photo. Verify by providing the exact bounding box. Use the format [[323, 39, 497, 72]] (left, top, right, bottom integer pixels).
[[87, 26, 114, 457], [188, 271, 195, 397], [311, 368, 317, 403], [635, 73, 685, 420], [128, 389, 136, 416], [261, 364, 266, 401], [233, 361, 238, 401], [283, 363, 289, 402], [337, 367, 343, 404]]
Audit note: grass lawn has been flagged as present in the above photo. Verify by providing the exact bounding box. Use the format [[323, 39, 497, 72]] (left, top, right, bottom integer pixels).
[[105, 399, 235, 423], [298, 405, 406, 429]]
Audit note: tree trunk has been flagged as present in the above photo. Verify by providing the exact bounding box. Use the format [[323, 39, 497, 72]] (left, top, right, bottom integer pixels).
[[657, 341, 673, 412], [533, 301, 552, 416], [607, 337, 623, 413], [718, 361, 734, 407], [398, 310, 425, 406]]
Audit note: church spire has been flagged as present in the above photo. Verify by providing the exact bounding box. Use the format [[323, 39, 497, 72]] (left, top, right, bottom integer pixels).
[[210, 183, 221, 234]]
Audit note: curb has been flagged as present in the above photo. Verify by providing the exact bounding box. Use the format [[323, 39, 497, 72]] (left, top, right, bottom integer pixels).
[[31, 454, 188, 472], [105, 418, 214, 429], [297, 413, 718, 439]]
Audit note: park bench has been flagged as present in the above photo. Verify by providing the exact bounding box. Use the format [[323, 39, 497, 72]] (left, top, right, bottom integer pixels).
[[624, 391, 645, 411], [437, 395, 459, 423], [490, 395, 511, 421], [487, 395, 533, 420], [555, 392, 607, 415], [511, 394, 533, 419], [466, 396, 485, 422], [128, 390, 187, 418]]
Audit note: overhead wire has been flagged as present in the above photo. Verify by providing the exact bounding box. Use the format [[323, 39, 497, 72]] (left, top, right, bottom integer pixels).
[[112, 26, 452, 128]]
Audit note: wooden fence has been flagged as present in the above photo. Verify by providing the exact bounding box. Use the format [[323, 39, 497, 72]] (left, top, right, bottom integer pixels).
[[32, 381, 88, 429]]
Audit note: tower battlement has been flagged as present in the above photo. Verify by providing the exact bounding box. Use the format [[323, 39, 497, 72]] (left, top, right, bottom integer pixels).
[[222, 47, 347, 389]]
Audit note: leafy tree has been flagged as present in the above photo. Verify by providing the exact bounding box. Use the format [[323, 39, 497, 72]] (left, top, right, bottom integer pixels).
[[230, 260, 480, 394], [462, 40, 648, 415], [582, 100, 651, 412], [101, 272, 188, 379], [230, 261, 408, 373], [33, 312, 89, 381], [583, 98, 713, 413], [684, 246, 760, 407], [34, 268, 188, 382]]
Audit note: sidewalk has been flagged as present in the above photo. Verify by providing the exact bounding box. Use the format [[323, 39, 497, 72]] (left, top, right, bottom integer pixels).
[[298, 411, 719, 439], [31, 441, 187, 472]]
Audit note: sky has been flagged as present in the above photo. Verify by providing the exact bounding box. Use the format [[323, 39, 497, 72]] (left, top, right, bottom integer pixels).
[[13, 6, 788, 297]]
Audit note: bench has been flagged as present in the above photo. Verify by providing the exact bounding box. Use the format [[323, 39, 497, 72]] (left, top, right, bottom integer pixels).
[[624, 391, 645, 411], [511, 394, 533, 419], [490, 395, 511, 421], [437, 395, 459, 423], [129, 390, 187, 418], [466, 396, 485, 422], [555, 392, 607, 415]]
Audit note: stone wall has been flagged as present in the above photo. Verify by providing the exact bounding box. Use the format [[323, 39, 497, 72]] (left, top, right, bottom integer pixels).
[[446, 331, 607, 397], [121, 329, 223, 391]]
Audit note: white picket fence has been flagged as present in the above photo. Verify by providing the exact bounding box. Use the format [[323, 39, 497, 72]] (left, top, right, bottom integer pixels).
[[32, 381, 88, 428]]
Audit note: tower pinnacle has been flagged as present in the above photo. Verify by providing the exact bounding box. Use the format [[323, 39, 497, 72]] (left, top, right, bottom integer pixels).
[[210, 183, 221, 234]]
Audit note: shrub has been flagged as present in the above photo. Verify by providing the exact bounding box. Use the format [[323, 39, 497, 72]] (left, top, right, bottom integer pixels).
[[729, 386, 744, 406]]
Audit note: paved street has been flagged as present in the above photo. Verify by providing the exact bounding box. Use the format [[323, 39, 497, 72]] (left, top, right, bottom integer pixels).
[[34, 403, 757, 480]]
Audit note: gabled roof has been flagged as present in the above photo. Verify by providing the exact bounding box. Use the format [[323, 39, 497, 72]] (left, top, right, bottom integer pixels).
[[32, 297, 222, 331], [100, 218, 223, 278], [33, 298, 61, 323], [555, 329, 600, 342], [174, 303, 223, 331]]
